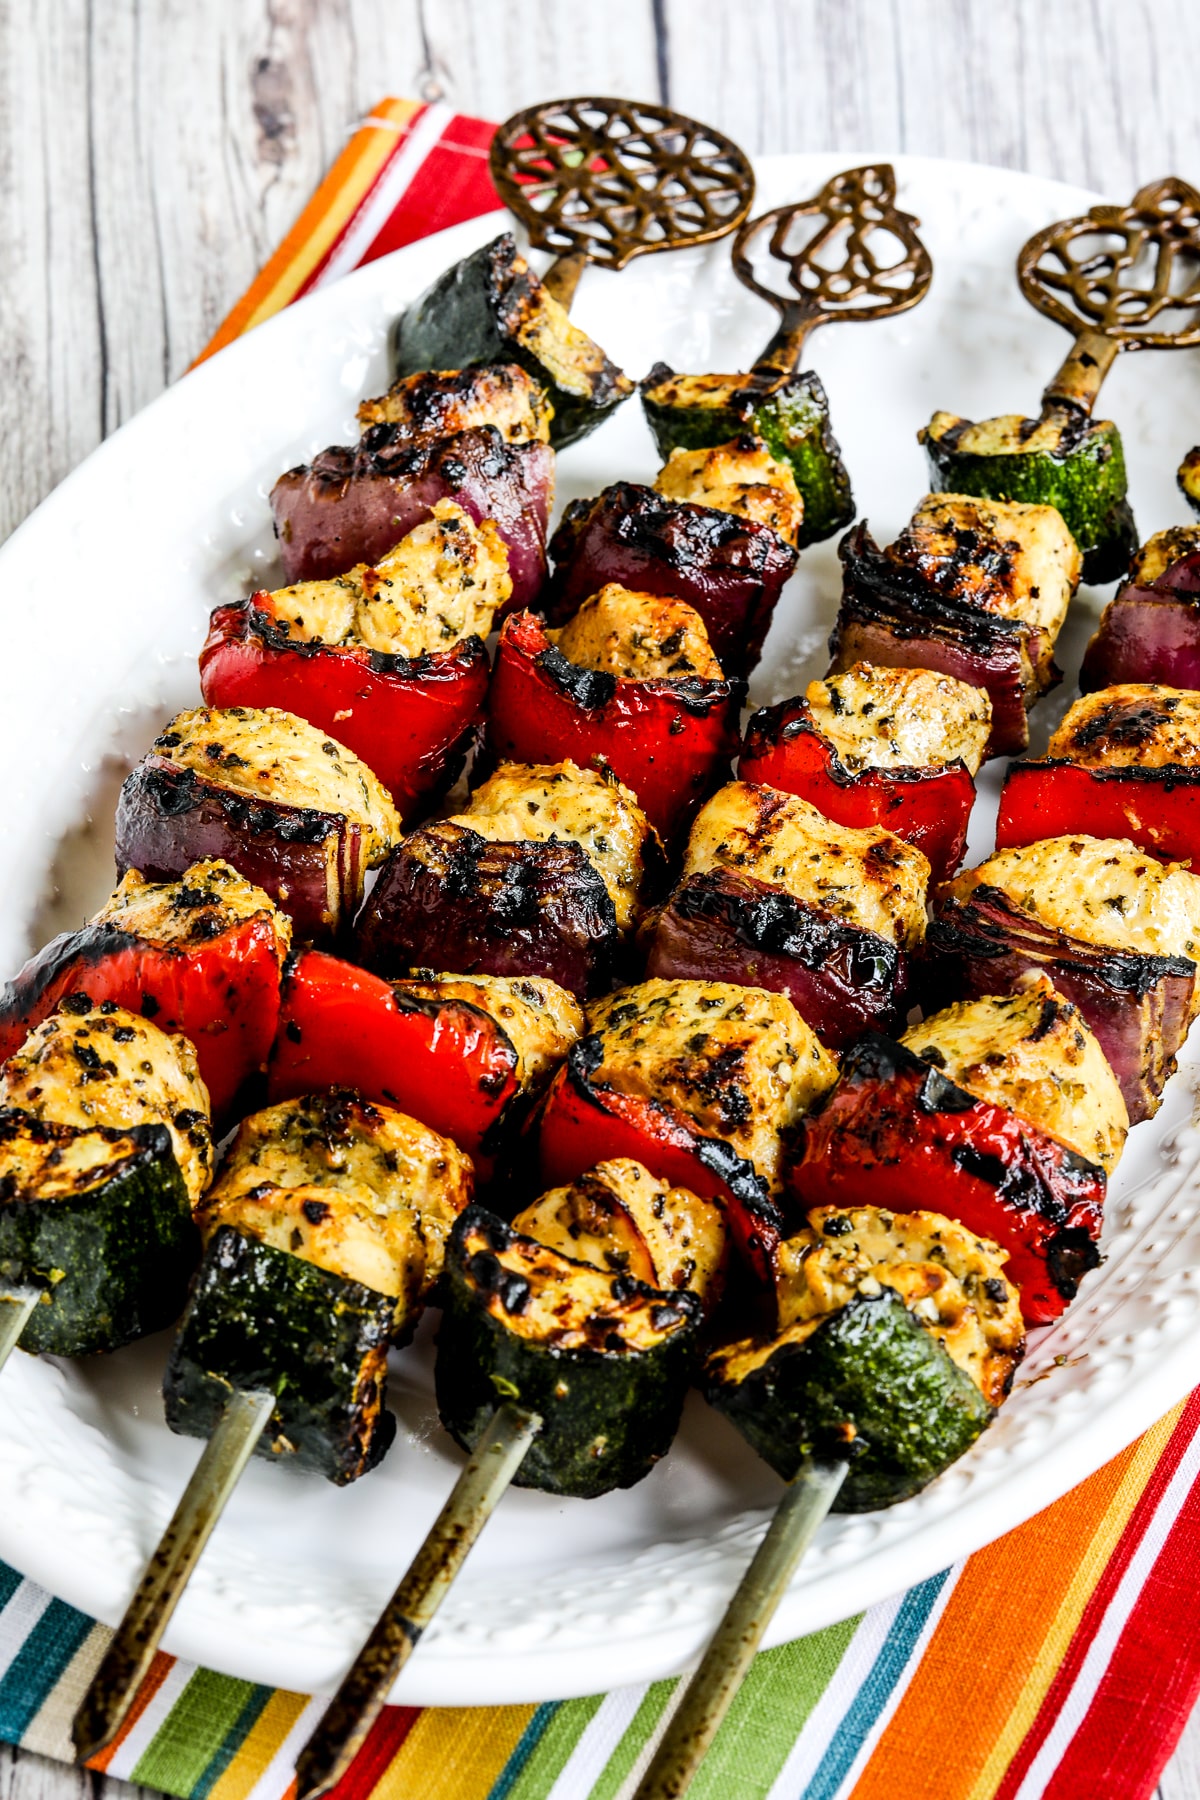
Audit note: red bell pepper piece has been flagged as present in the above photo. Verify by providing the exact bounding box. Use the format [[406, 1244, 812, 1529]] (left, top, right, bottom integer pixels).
[[537, 1042, 784, 1290], [483, 611, 743, 840], [1080, 552, 1200, 692], [996, 759, 1200, 865], [200, 597, 489, 818], [787, 1035, 1104, 1325], [268, 950, 523, 1179], [0, 875, 287, 1123], [739, 698, 976, 882]]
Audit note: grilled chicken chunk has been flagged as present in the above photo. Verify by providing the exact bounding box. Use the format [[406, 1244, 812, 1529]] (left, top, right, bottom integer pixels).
[[773, 1205, 1024, 1406], [550, 584, 724, 681], [1049, 686, 1200, 769], [97, 859, 291, 950], [450, 760, 656, 933], [356, 363, 553, 442], [683, 781, 929, 950], [1, 1004, 213, 1205], [802, 662, 992, 775], [393, 972, 584, 1088], [655, 435, 805, 546], [200, 1089, 472, 1292], [1128, 526, 1200, 588], [945, 837, 1200, 965], [585, 977, 837, 1192], [887, 493, 1081, 643], [902, 975, 1128, 1174], [265, 500, 512, 657]]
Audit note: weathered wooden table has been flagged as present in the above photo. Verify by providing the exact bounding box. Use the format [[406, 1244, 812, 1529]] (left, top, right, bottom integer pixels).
[[1, 2, 1198, 1796]]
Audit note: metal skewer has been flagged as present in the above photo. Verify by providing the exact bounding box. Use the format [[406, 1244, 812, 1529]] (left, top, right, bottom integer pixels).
[[488, 97, 755, 311], [294, 1401, 542, 1800], [633, 1460, 848, 1800], [72, 1387, 275, 1764], [0, 1287, 39, 1375]]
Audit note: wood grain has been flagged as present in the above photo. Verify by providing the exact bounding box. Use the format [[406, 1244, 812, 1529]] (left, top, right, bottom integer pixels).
[[1, 2, 1199, 1796]]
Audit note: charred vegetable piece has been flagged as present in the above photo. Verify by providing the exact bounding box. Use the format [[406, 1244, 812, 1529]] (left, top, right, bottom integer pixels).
[[357, 363, 553, 441], [483, 604, 743, 840], [645, 781, 927, 1046], [164, 1223, 397, 1485], [353, 824, 618, 1001], [513, 1157, 728, 1316], [390, 233, 633, 448], [706, 1203, 1019, 1509], [1181, 448, 1200, 516], [547, 482, 799, 678], [997, 685, 1200, 866], [919, 409, 1136, 584], [1, 1004, 213, 1206], [654, 435, 806, 547], [0, 862, 290, 1123], [0, 1112, 194, 1355], [268, 951, 580, 1180], [202, 501, 506, 815], [435, 1206, 699, 1497], [740, 665, 990, 882], [1080, 548, 1200, 691], [640, 363, 853, 546], [789, 982, 1121, 1323], [929, 837, 1200, 1122], [115, 707, 400, 947], [537, 1039, 787, 1294], [270, 426, 553, 610]]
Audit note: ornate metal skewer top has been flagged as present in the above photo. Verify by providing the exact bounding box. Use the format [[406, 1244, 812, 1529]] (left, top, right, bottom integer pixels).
[[732, 163, 934, 377], [1017, 176, 1200, 413], [489, 96, 754, 307]]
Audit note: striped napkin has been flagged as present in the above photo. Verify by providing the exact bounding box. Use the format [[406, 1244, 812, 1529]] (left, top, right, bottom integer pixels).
[[5, 97, 1200, 1800]]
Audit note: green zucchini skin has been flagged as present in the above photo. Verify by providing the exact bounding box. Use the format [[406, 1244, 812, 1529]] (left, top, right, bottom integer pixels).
[[640, 364, 854, 547], [392, 234, 633, 450], [0, 1112, 195, 1357], [435, 1207, 700, 1499], [705, 1289, 994, 1512], [163, 1224, 396, 1485], [919, 412, 1136, 584]]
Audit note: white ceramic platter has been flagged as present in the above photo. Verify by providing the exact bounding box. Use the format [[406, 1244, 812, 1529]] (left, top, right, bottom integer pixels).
[[3, 153, 1200, 1708]]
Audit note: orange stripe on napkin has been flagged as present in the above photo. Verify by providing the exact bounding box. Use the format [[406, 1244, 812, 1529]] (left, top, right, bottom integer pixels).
[[83, 1650, 178, 1773]]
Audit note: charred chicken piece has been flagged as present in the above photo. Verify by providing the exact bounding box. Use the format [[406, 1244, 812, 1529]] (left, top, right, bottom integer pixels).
[[356, 363, 553, 442], [268, 952, 581, 1180], [1080, 540, 1200, 692], [270, 423, 553, 609], [740, 662, 990, 882], [391, 233, 632, 448], [115, 707, 400, 946], [831, 492, 1082, 757], [789, 977, 1124, 1323], [547, 481, 799, 678], [484, 592, 742, 841], [172, 1089, 472, 1484], [705, 1204, 1022, 1510], [930, 835, 1200, 1122], [1, 1003, 213, 1207], [654, 435, 806, 547], [202, 501, 505, 816], [644, 781, 929, 1047], [513, 1156, 728, 1317], [0, 860, 290, 1123], [997, 685, 1200, 870], [1181, 448, 1200, 516]]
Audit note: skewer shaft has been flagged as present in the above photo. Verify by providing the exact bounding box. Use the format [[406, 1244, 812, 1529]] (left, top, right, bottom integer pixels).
[[541, 249, 589, 310], [633, 1459, 848, 1800], [72, 1386, 275, 1764], [1041, 328, 1120, 416], [294, 1401, 542, 1800], [0, 1288, 40, 1374]]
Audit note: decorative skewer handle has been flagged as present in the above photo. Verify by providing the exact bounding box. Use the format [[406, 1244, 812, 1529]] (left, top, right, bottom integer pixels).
[[0, 1287, 40, 1375], [633, 1460, 848, 1800], [294, 1401, 542, 1800], [72, 1386, 276, 1764]]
